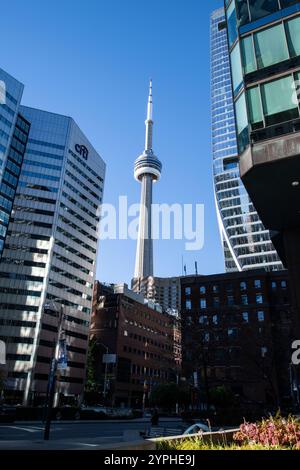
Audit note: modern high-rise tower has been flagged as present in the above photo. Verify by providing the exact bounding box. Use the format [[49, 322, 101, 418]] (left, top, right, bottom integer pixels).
[[0, 103, 105, 405], [211, 8, 282, 272], [133, 81, 162, 278]]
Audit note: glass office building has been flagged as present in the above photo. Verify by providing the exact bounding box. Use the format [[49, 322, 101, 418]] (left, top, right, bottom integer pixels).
[[211, 8, 282, 272], [0, 68, 30, 259], [0, 105, 106, 405]]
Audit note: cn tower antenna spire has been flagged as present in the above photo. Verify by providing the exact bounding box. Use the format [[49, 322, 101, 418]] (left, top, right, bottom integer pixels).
[[145, 79, 154, 151], [147, 79, 153, 121]]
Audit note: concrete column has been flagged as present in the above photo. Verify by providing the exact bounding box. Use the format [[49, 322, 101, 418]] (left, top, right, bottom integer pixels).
[[283, 228, 300, 338], [134, 175, 153, 278]]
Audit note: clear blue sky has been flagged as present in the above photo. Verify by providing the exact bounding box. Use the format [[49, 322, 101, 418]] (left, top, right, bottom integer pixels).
[[1, 0, 225, 285]]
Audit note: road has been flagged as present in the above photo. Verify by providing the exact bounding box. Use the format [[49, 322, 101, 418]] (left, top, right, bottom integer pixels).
[[0, 419, 185, 449]]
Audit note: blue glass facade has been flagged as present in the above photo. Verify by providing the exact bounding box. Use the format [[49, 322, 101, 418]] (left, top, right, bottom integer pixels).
[[0, 68, 30, 259], [211, 8, 282, 271]]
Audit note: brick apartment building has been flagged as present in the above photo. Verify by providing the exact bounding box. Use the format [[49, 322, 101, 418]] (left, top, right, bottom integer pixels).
[[181, 269, 298, 409], [90, 282, 181, 408]]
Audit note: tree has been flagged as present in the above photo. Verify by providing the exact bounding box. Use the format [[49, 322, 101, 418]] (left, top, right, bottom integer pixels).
[[84, 339, 102, 405]]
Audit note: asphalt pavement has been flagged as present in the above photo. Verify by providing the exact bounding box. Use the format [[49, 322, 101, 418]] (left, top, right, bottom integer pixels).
[[0, 418, 184, 449]]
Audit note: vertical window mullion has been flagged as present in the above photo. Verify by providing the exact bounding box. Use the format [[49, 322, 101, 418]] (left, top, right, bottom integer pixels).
[[258, 84, 266, 128]]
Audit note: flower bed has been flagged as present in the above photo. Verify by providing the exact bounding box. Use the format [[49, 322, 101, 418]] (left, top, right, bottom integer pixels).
[[158, 415, 300, 450]]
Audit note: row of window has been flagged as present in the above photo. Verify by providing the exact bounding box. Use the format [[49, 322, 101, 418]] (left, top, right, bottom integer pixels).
[[55, 239, 94, 266], [236, 71, 300, 152], [131, 364, 170, 379], [68, 149, 104, 185], [197, 310, 265, 325], [60, 202, 97, 231], [126, 331, 173, 351], [46, 294, 91, 315], [123, 345, 169, 361], [226, 0, 300, 30], [56, 226, 96, 255], [62, 191, 98, 221], [59, 214, 97, 244], [185, 293, 265, 310], [184, 278, 279, 296]]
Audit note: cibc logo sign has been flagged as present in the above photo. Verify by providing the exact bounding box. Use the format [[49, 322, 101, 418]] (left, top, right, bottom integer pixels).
[[75, 144, 89, 161], [0, 340, 6, 365]]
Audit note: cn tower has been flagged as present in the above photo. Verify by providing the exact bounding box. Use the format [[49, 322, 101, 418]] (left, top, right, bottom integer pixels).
[[134, 80, 162, 278]]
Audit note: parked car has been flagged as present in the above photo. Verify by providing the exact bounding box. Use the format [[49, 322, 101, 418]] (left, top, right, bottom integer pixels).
[[79, 404, 111, 420], [0, 404, 16, 423], [183, 422, 210, 435]]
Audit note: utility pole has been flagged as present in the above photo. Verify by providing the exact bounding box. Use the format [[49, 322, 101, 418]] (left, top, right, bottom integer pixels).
[[44, 302, 65, 440]]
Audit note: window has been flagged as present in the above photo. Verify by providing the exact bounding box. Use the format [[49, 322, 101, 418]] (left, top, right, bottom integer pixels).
[[254, 24, 289, 69], [241, 295, 248, 305], [223, 158, 238, 171], [230, 43, 243, 95], [213, 314, 219, 325], [228, 328, 238, 339], [261, 347, 268, 358], [281, 280, 287, 289], [240, 281, 247, 291], [235, 92, 249, 153], [185, 287, 191, 296], [247, 86, 264, 129], [286, 16, 300, 58], [186, 300, 192, 310], [281, 0, 300, 7], [203, 332, 210, 343], [200, 286, 206, 294], [258, 311, 265, 322], [241, 35, 256, 74], [261, 75, 299, 126], [227, 295, 235, 306], [213, 285, 219, 293], [200, 299, 207, 310], [242, 312, 249, 323], [235, 0, 250, 27], [213, 297, 220, 307], [226, 0, 238, 47], [254, 279, 262, 289], [248, 0, 279, 22], [271, 281, 277, 289], [199, 315, 208, 325]]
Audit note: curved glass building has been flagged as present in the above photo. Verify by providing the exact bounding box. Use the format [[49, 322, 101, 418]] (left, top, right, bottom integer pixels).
[[211, 7, 282, 272]]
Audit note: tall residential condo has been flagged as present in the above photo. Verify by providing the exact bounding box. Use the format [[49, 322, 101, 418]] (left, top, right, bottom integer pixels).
[[0, 68, 30, 259], [223, 0, 300, 332], [0, 99, 106, 404], [211, 8, 282, 272]]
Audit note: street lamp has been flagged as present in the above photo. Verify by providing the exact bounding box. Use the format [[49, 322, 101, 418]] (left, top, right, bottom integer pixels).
[[43, 300, 66, 440]]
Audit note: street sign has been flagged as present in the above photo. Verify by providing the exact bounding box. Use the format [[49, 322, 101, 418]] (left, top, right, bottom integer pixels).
[[0, 340, 5, 365], [103, 354, 117, 364], [57, 339, 68, 370]]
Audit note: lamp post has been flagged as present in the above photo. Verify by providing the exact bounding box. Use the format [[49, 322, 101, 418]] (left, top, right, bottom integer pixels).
[[43, 301, 66, 440]]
